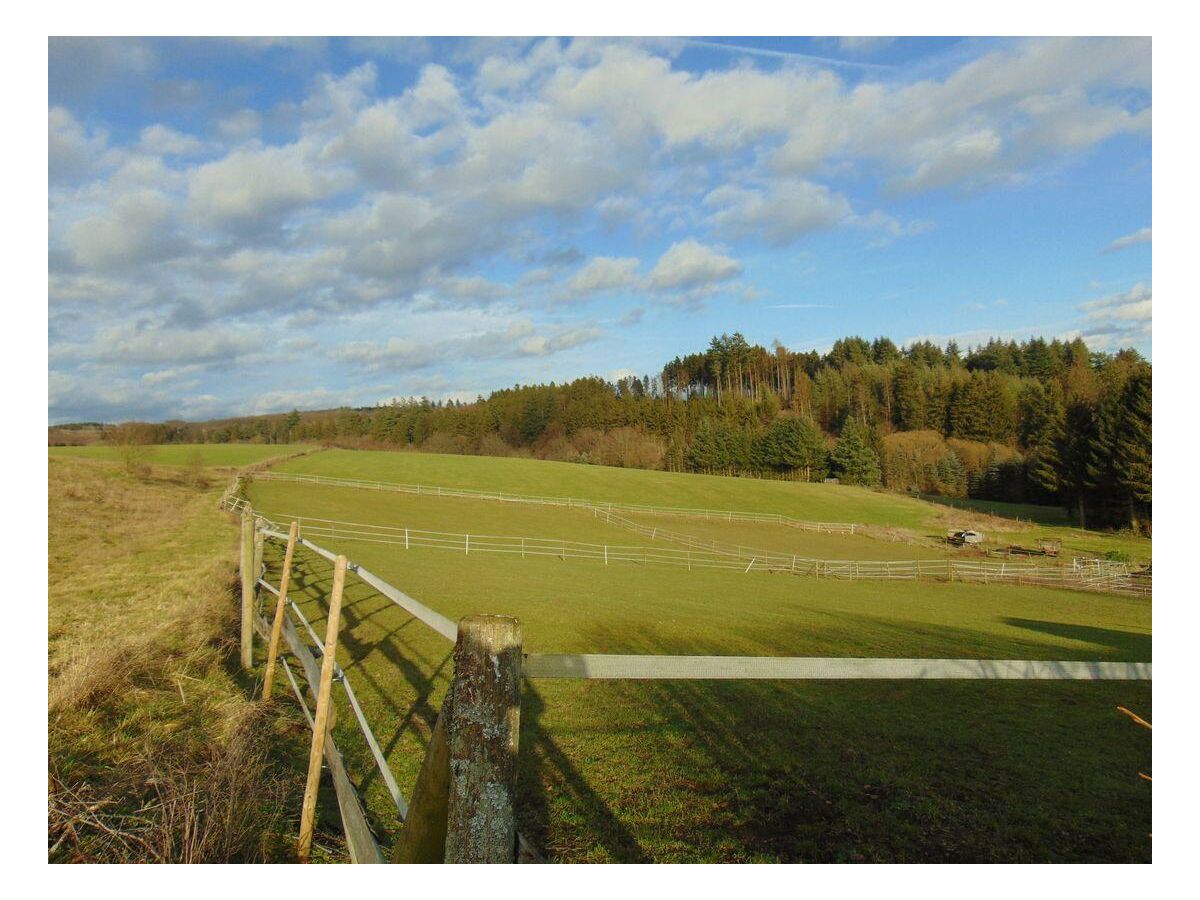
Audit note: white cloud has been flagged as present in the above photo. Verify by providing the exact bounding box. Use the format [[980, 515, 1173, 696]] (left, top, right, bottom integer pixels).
[[49, 107, 116, 183], [332, 318, 603, 373], [84, 319, 261, 367], [46, 36, 1152, 421], [63, 188, 180, 270], [705, 180, 852, 244], [217, 109, 263, 141], [893, 130, 1004, 193], [565, 256, 640, 297], [648, 240, 741, 291], [1077, 282, 1152, 349], [189, 142, 348, 224], [1104, 227, 1152, 254], [138, 124, 204, 156]]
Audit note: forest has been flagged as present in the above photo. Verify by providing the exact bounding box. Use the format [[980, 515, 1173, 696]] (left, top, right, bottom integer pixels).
[[61, 334, 1152, 531]]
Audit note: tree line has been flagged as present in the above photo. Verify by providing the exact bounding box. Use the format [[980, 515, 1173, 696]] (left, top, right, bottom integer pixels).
[[96, 333, 1152, 531]]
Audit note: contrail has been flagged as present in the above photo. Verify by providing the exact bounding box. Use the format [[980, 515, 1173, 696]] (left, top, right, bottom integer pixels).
[[675, 38, 894, 72]]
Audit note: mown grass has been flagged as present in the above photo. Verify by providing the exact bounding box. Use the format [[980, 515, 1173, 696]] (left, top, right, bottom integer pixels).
[[275, 448, 1152, 562], [244, 464, 1153, 863], [916, 493, 1072, 526], [247, 478, 938, 563], [49, 442, 315, 468], [48, 457, 337, 863]]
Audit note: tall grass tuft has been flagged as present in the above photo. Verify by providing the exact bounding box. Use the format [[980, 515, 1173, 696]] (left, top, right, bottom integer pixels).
[[48, 457, 336, 863]]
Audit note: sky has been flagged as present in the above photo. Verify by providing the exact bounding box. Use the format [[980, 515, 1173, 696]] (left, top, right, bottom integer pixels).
[[47, 36, 1152, 424]]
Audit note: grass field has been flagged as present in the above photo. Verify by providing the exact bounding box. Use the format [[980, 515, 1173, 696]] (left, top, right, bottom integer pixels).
[[273, 448, 1152, 563], [49, 442, 314, 468], [242, 448, 1153, 862], [48, 457, 329, 862]]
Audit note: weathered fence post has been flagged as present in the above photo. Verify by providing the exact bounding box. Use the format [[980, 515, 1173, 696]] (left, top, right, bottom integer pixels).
[[262, 521, 299, 699], [253, 516, 265, 583], [240, 510, 255, 670], [444, 615, 523, 863], [297, 554, 348, 863], [391, 702, 452, 863]]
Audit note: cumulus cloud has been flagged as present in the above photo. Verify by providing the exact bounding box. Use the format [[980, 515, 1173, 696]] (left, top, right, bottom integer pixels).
[[138, 124, 205, 156], [1077, 282, 1152, 349], [189, 142, 348, 224], [63, 188, 181, 270], [332, 318, 603, 373], [705, 180, 852, 244], [49, 107, 115, 183], [47, 36, 1151, 421], [892, 130, 1005, 193], [217, 109, 263, 141], [648, 240, 742, 291], [565, 256, 640, 297], [83, 319, 262, 367], [1103, 227, 1152, 254]]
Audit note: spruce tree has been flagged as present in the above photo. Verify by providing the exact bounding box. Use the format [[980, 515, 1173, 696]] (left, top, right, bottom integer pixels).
[[1113, 370, 1152, 530], [830, 422, 882, 486]]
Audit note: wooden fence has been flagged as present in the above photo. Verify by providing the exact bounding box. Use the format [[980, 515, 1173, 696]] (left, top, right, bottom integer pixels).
[[241, 506, 524, 863], [228, 482, 1151, 864]]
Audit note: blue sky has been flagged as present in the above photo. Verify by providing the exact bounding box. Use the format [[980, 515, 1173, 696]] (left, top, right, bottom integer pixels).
[[47, 36, 1152, 424]]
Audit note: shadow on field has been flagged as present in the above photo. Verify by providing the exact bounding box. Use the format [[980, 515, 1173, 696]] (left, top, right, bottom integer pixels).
[[519, 682, 651, 863], [1001, 618, 1151, 658], [272, 554, 455, 803], [522, 621, 1153, 862]]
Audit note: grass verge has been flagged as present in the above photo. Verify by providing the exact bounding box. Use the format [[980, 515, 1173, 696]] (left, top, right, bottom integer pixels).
[[48, 457, 336, 863]]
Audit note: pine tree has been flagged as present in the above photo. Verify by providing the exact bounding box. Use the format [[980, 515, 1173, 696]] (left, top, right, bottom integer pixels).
[[1059, 400, 1098, 526], [1113, 370, 1152, 530], [892, 362, 927, 431], [830, 422, 882, 486]]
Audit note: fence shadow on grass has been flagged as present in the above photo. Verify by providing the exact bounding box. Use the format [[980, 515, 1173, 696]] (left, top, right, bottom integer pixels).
[[517, 680, 651, 863], [266, 549, 455, 830], [1001, 617, 1151, 658], [533, 619, 1153, 863]]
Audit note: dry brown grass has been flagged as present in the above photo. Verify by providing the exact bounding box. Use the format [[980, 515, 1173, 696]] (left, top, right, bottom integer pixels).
[[48, 457, 333, 863]]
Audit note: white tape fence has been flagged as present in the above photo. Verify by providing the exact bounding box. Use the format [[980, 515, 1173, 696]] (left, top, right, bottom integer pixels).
[[229, 492, 1149, 596], [253, 470, 861, 533], [246, 512, 1149, 683]]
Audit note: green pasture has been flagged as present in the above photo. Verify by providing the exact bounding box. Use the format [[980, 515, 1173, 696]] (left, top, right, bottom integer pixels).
[[49, 442, 314, 468], [245, 471, 1152, 862], [916, 493, 1072, 526], [245, 477, 956, 563], [273, 449, 1151, 562], [276, 449, 940, 527]]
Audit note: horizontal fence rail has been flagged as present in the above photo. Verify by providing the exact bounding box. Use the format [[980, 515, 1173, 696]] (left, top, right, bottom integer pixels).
[[241, 508, 1142, 681], [523, 654, 1151, 680], [234, 498, 1150, 596], [252, 470, 861, 533], [224, 475, 1151, 863], [248, 514, 1150, 684]]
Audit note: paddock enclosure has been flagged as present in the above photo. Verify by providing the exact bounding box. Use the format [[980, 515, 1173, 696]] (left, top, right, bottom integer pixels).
[[226, 448, 1151, 863]]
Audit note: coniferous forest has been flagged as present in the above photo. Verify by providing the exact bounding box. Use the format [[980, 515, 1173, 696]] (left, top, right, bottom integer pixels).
[[61, 334, 1152, 532]]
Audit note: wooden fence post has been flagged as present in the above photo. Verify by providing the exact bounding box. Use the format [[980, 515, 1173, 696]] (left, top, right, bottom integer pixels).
[[262, 521, 300, 699], [444, 615, 523, 864], [391, 702, 452, 863], [240, 510, 255, 670], [253, 517, 265, 585], [297, 554, 348, 863]]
